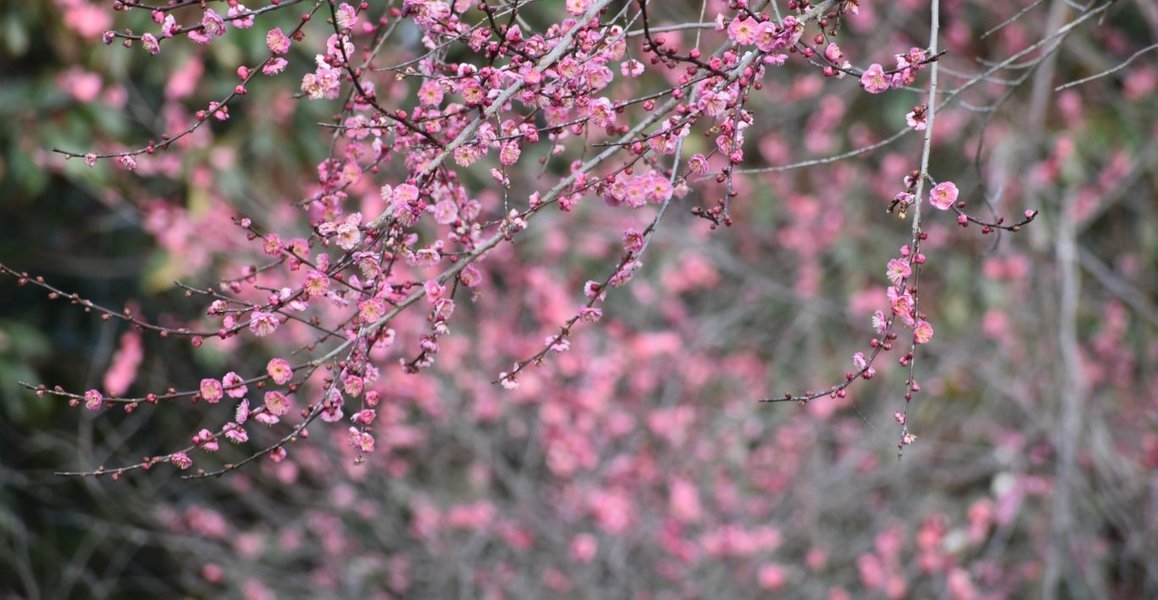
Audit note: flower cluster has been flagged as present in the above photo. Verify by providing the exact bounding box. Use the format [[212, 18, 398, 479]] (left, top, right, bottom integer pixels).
[[860, 47, 930, 94], [35, 0, 1036, 485]]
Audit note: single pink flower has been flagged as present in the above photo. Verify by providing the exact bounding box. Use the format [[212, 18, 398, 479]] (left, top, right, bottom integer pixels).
[[196, 428, 219, 452], [222, 371, 247, 399], [359, 298, 386, 322], [499, 141, 521, 165], [84, 389, 103, 411], [228, 5, 255, 29], [335, 221, 361, 250], [929, 181, 959, 210], [224, 422, 249, 443], [417, 80, 443, 106], [201, 9, 226, 40], [433, 199, 458, 224], [200, 378, 224, 403], [728, 17, 759, 45], [886, 258, 912, 286], [249, 311, 280, 337], [860, 63, 889, 94], [871, 310, 888, 334], [352, 409, 376, 425], [266, 27, 291, 55], [235, 399, 250, 424], [620, 59, 644, 78], [170, 452, 193, 470], [266, 358, 293, 385], [565, 0, 589, 16], [141, 33, 160, 55], [264, 391, 291, 416], [914, 319, 934, 344], [262, 58, 287, 75]]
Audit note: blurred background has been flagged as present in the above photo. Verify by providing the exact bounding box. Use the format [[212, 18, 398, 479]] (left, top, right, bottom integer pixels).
[[1, 1, 1155, 598]]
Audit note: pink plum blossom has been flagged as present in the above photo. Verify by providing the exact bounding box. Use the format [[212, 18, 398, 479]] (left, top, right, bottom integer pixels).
[[929, 181, 959, 210], [860, 63, 889, 93]]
